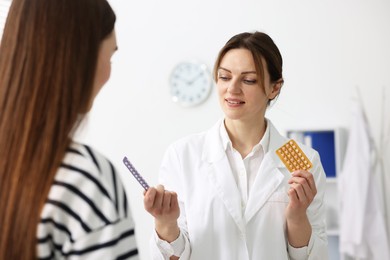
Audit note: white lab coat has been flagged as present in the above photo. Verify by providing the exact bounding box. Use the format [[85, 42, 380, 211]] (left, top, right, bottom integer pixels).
[[151, 119, 328, 259], [339, 101, 390, 259]]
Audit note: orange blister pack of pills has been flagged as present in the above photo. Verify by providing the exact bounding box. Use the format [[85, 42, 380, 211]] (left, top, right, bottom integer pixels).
[[276, 139, 312, 173]]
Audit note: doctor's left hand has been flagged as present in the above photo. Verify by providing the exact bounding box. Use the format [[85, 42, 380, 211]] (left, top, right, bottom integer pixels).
[[285, 170, 317, 247], [285, 170, 317, 222]]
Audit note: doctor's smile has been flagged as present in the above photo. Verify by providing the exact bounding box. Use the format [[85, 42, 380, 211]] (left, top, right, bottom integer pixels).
[[225, 98, 245, 107]]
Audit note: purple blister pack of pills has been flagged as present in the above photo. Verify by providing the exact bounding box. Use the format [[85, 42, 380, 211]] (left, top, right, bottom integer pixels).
[[123, 156, 149, 190]]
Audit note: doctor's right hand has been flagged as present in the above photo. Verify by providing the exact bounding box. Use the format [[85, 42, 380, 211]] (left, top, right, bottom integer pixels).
[[144, 185, 180, 242]]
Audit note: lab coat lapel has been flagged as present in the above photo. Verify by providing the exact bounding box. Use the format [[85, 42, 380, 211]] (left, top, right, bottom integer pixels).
[[202, 119, 245, 233], [209, 156, 245, 233], [244, 155, 284, 223], [244, 121, 288, 223]]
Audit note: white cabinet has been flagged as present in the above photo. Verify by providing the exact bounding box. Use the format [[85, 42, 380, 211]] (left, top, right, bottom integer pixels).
[[286, 128, 347, 260]]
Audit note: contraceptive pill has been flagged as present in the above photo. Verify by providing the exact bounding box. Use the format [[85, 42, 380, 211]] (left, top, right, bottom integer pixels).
[[276, 139, 312, 173]]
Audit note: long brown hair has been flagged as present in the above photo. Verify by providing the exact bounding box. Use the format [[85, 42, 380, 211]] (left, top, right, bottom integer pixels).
[[213, 31, 284, 102], [0, 0, 115, 258]]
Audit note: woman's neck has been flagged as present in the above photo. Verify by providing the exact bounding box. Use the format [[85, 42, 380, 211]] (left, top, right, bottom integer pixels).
[[224, 118, 267, 158]]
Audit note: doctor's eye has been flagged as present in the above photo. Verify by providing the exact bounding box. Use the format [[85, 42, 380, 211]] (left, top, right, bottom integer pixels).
[[218, 75, 231, 81], [243, 79, 257, 85]]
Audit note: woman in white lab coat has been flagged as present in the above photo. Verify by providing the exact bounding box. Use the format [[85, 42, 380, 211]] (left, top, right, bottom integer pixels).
[[144, 31, 328, 260]]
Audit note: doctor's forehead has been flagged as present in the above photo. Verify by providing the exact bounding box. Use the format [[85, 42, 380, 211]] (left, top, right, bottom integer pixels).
[[219, 49, 257, 73]]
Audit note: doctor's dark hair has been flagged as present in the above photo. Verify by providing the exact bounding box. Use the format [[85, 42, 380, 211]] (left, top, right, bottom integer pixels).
[[0, 0, 115, 258], [213, 31, 284, 102]]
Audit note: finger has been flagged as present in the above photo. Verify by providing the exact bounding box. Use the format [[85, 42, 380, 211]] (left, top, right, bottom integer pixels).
[[295, 170, 316, 192], [153, 185, 165, 209], [156, 184, 165, 191], [291, 170, 310, 179], [288, 175, 309, 185], [292, 170, 317, 194], [289, 175, 310, 191], [290, 182, 308, 203], [144, 188, 157, 211], [171, 192, 179, 210], [306, 173, 317, 194], [301, 181, 314, 201], [288, 187, 299, 204], [289, 171, 318, 205], [162, 191, 172, 213], [289, 176, 313, 198]]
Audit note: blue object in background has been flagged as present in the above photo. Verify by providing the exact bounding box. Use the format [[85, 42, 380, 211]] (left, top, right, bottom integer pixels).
[[304, 131, 336, 177]]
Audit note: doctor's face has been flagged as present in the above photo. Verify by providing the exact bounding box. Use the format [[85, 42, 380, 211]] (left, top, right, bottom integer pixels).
[[216, 48, 279, 123]]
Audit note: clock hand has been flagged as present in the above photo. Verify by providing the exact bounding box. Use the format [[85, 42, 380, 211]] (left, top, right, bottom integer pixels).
[[173, 75, 192, 85], [187, 71, 204, 85]]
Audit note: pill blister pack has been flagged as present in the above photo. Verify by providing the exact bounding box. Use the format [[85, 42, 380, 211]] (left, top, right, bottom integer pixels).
[[276, 139, 312, 173], [123, 156, 150, 190]]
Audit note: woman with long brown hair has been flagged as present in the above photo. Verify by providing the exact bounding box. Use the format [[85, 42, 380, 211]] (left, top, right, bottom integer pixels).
[[0, 0, 139, 259]]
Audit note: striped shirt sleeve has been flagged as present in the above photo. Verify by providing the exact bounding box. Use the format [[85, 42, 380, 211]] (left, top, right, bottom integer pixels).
[[37, 142, 139, 259]]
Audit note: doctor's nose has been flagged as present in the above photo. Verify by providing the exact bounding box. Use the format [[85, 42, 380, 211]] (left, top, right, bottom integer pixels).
[[227, 80, 241, 94]]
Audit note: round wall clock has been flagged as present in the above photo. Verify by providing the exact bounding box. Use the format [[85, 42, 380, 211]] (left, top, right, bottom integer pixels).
[[169, 61, 213, 107]]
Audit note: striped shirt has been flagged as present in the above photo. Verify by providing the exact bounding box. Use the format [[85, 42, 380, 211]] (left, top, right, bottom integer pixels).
[[37, 142, 139, 260]]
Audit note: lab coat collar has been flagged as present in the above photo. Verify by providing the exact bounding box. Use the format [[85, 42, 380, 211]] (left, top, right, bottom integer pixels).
[[267, 120, 290, 169], [202, 118, 286, 167], [201, 118, 226, 163], [218, 118, 271, 158], [202, 118, 289, 228]]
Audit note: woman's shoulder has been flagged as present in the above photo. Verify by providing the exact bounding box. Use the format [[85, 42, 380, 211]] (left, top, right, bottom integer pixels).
[[38, 142, 132, 258], [44, 141, 128, 226], [37, 142, 136, 259], [65, 142, 111, 171], [59, 141, 126, 209], [62, 142, 119, 184]]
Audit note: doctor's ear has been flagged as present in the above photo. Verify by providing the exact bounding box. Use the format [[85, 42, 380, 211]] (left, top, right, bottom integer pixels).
[[268, 79, 284, 101]]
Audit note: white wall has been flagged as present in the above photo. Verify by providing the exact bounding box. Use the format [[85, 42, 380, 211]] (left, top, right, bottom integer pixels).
[[0, 0, 12, 38], [76, 0, 390, 259]]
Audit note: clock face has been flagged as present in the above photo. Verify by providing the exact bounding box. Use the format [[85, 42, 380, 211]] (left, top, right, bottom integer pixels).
[[169, 61, 213, 107]]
